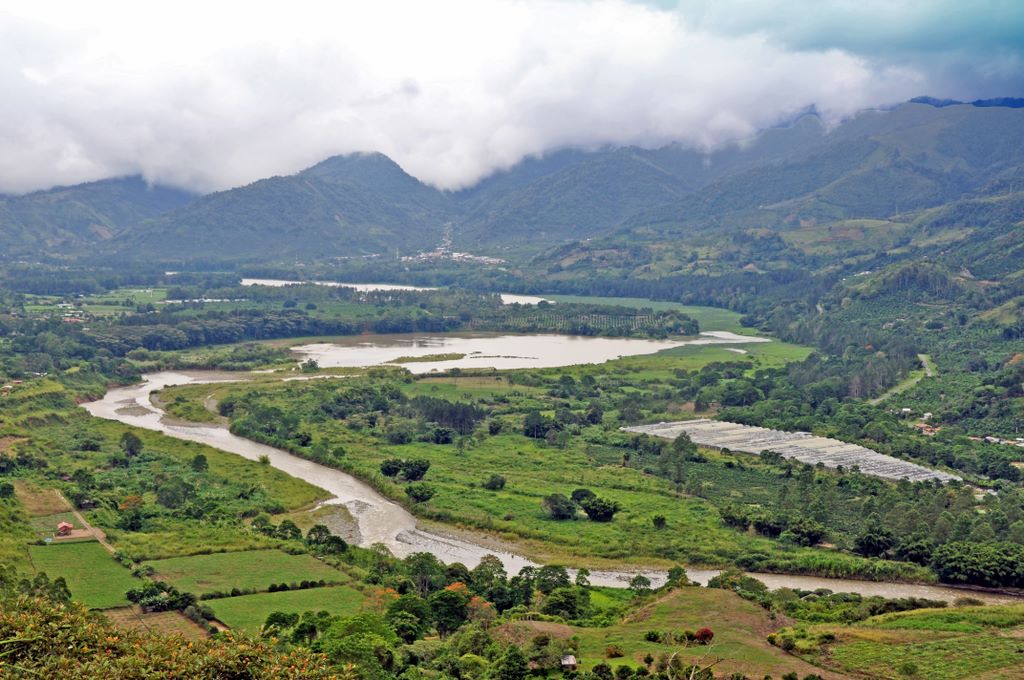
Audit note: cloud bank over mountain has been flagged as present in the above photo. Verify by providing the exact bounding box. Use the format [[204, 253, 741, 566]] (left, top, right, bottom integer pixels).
[[1, 0, 1021, 194]]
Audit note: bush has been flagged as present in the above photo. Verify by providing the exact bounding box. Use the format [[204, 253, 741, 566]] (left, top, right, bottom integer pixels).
[[406, 483, 436, 503], [380, 458, 404, 477], [482, 474, 506, 490], [605, 645, 625, 658], [541, 494, 576, 520], [644, 630, 663, 642], [579, 496, 622, 522]]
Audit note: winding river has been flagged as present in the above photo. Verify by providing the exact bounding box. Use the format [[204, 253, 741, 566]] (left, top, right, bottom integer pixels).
[[84, 372, 1021, 603]]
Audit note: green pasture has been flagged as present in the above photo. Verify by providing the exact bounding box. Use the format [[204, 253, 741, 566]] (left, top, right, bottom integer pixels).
[[209, 584, 365, 631], [28, 541, 139, 609], [145, 549, 345, 595]]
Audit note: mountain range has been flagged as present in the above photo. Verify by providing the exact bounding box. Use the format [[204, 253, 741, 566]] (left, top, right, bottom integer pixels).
[[3, 99, 1024, 268]]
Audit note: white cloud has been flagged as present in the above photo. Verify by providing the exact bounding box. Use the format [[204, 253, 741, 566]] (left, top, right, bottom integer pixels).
[[0, 0, 936, 194]]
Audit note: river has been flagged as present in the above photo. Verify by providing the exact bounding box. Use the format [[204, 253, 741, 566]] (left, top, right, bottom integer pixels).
[[82, 372, 1021, 603]]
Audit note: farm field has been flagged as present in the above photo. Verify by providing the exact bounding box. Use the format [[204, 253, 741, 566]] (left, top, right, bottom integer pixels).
[[788, 605, 1024, 679], [209, 584, 365, 631], [145, 549, 347, 595], [104, 605, 209, 640], [28, 541, 139, 609]]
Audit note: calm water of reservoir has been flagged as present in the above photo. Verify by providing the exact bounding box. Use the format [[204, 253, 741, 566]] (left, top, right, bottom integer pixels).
[[293, 331, 769, 374]]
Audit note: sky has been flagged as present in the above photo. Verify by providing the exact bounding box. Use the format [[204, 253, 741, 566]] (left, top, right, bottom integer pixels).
[[1, 0, 1022, 195]]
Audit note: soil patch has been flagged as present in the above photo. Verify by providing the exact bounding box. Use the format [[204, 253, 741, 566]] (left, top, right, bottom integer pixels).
[[14, 482, 72, 516], [104, 605, 208, 640]]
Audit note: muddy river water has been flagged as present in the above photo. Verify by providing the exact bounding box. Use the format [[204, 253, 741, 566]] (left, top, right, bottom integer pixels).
[[84, 371, 1020, 603]]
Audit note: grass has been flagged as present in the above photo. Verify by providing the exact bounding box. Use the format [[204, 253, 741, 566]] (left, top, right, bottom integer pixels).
[[522, 587, 828, 679], [88, 419, 329, 513], [28, 541, 139, 609], [391, 353, 467, 364], [209, 585, 365, 631], [13, 480, 70, 516], [145, 549, 346, 595], [109, 525, 285, 562], [544, 296, 750, 333], [786, 604, 1024, 679]]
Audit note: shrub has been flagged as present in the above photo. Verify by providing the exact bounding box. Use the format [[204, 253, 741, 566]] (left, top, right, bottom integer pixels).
[[380, 458, 404, 477], [694, 628, 714, 645], [579, 496, 622, 522], [605, 645, 625, 658], [644, 630, 663, 642], [482, 474, 506, 491], [406, 483, 436, 503], [541, 494, 576, 520]]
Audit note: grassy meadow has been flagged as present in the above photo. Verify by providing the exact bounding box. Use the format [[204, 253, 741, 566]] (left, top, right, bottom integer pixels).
[[27, 541, 139, 609], [145, 549, 346, 595], [508, 586, 833, 680], [783, 605, 1024, 679], [209, 584, 365, 631]]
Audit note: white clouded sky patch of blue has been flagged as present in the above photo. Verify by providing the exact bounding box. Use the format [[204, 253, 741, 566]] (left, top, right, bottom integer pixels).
[[643, 0, 1024, 96]]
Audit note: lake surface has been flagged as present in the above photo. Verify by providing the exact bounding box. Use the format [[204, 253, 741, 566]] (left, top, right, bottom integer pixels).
[[82, 371, 1021, 603], [293, 331, 769, 374], [240, 278, 552, 305]]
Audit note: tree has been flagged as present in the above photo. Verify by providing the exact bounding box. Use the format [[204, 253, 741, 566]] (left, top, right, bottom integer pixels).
[[470, 554, 508, 594], [523, 410, 549, 438], [120, 431, 143, 458], [305, 524, 332, 546], [428, 588, 469, 636], [541, 587, 582, 619], [155, 476, 192, 509], [492, 645, 529, 680], [579, 496, 622, 522], [783, 519, 827, 547], [190, 454, 208, 472], [386, 594, 432, 641], [406, 552, 446, 596], [541, 493, 576, 520], [405, 483, 435, 504], [666, 566, 689, 587], [0, 482, 13, 498], [652, 515, 667, 530], [854, 528, 896, 557], [628, 574, 651, 596], [535, 565, 571, 594], [693, 627, 714, 645], [658, 434, 693, 484], [264, 611, 300, 630], [276, 519, 302, 541]]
